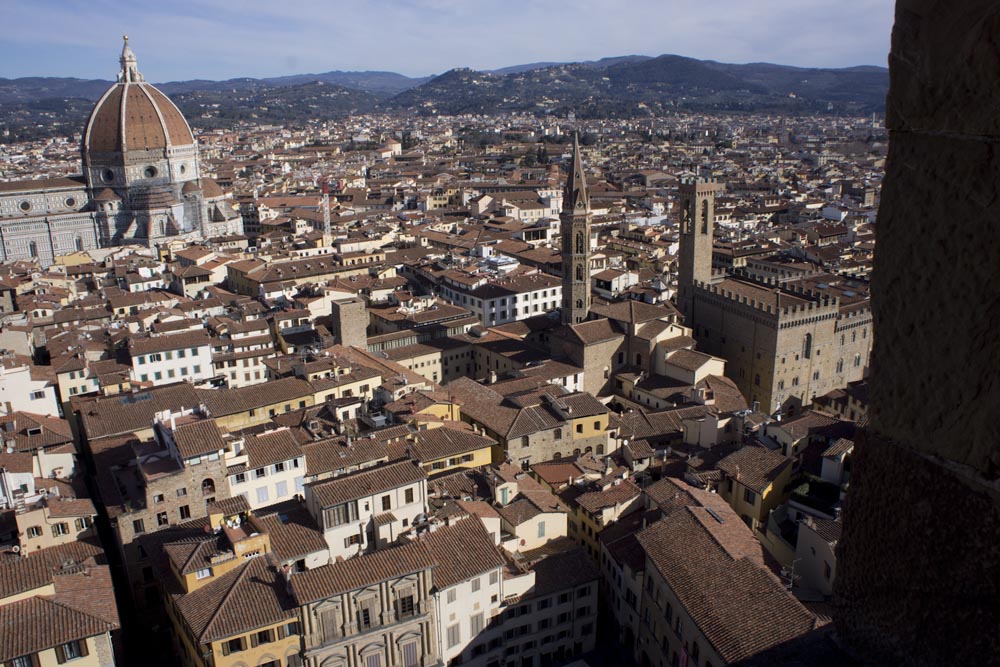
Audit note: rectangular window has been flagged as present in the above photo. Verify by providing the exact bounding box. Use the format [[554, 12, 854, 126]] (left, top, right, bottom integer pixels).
[[471, 577, 481, 592], [381, 495, 391, 511], [52, 522, 69, 537], [59, 640, 87, 661], [177, 487, 187, 497], [744, 488, 757, 505], [255, 468, 267, 479], [30, 390, 45, 400], [193, 365, 201, 374], [157, 512, 168, 526], [447, 589, 457, 604], [256, 487, 269, 504], [471, 612, 484, 635], [178, 349, 186, 358], [537, 522, 546, 538], [234, 472, 246, 484], [397, 594, 415, 619], [275, 481, 288, 498], [358, 600, 376, 631], [401, 642, 419, 667], [447, 623, 461, 648], [179, 505, 190, 520], [404, 488, 414, 504], [132, 519, 145, 534], [251, 629, 275, 647], [221, 637, 246, 656], [326, 501, 359, 527], [195, 568, 211, 580]]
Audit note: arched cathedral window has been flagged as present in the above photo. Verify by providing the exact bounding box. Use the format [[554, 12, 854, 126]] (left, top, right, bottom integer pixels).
[[576, 233, 585, 255], [802, 333, 813, 359], [701, 200, 710, 234]]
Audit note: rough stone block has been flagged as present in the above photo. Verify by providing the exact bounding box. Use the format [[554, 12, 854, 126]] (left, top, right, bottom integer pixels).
[[887, 2, 1000, 135], [836, 430, 1000, 665], [871, 130, 1000, 475]]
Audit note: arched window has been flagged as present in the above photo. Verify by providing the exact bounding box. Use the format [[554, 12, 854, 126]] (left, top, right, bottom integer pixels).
[[573, 448, 581, 457], [576, 233, 585, 254], [854, 354, 862, 368], [554, 452, 561, 460], [576, 265, 584, 281], [701, 200, 710, 234], [841, 334, 845, 346], [28, 241, 37, 258], [585, 446, 593, 454], [754, 374, 761, 386], [576, 299, 583, 309], [681, 206, 691, 234], [802, 333, 812, 359], [201, 478, 215, 497], [837, 358, 844, 373], [596, 445, 604, 455], [635, 353, 642, 366], [554, 428, 562, 440], [852, 331, 857, 343], [617, 352, 624, 364], [75, 237, 84, 252]]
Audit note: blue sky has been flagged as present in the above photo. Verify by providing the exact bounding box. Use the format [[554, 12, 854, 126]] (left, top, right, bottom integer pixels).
[[1, 0, 894, 81]]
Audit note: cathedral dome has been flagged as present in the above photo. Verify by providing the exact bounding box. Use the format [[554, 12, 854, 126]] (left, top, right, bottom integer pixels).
[[83, 36, 194, 156]]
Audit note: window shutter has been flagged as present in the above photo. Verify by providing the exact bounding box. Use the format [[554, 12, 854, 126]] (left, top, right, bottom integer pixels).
[[221, 642, 230, 657], [54, 645, 66, 665], [276, 624, 286, 640], [250, 633, 259, 648], [78, 641, 88, 658], [241, 637, 248, 651]]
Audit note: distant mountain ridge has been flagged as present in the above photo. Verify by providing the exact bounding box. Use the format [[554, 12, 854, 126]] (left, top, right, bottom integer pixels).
[[0, 53, 887, 141]]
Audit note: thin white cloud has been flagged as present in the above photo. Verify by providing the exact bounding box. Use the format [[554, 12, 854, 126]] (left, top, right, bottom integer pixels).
[[0, 0, 893, 80]]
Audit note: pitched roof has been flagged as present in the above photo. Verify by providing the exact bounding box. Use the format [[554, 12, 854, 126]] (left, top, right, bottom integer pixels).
[[716, 445, 792, 494], [291, 540, 436, 605], [0, 596, 117, 662], [172, 419, 226, 459], [244, 428, 303, 469], [172, 555, 297, 643], [637, 507, 815, 663], [196, 377, 314, 417], [0, 541, 105, 601], [418, 518, 505, 589], [308, 460, 426, 509], [406, 427, 495, 463], [254, 504, 328, 563], [74, 383, 201, 440]]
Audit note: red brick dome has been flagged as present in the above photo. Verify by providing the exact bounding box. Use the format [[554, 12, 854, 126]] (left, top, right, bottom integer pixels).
[[83, 36, 194, 155]]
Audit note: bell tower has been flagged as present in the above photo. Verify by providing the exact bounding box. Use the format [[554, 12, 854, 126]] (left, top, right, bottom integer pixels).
[[677, 177, 720, 325], [561, 134, 592, 325]]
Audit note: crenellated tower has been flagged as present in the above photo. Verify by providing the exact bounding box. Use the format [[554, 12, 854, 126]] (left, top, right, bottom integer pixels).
[[561, 134, 592, 324]]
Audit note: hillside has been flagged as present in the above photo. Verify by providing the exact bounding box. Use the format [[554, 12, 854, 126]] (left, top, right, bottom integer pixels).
[[388, 54, 888, 117], [0, 54, 887, 141]]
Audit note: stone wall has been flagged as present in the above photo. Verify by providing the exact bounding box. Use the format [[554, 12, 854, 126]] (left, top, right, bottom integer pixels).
[[835, 2, 1000, 664]]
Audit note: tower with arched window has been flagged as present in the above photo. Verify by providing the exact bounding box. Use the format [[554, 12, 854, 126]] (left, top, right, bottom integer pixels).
[[677, 177, 720, 325], [560, 134, 592, 325]]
